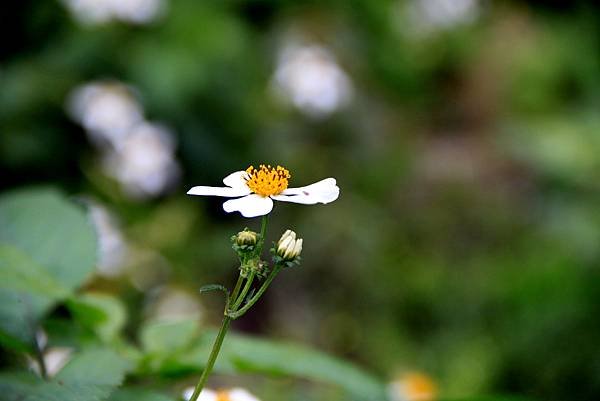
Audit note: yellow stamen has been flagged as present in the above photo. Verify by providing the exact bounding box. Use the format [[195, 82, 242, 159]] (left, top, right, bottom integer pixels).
[[245, 164, 290, 197]]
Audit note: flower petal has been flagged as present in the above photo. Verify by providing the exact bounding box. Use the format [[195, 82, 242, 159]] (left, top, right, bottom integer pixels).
[[272, 178, 339, 205], [223, 194, 274, 217], [187, 185, 250, 197], [223, 170, 250, 189], [182, 387, 217, 401], [228, 388, 262, 401]]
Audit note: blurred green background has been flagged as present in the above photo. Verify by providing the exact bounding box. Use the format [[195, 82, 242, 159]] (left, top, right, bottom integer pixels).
[[1, 1, 600, 401]]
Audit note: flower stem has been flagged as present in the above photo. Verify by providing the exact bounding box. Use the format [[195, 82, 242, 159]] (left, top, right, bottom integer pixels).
[[187, 316, 231, 401], [34, 336, 47, 380], [189, 215, 270, 399], [258, 214, 269, 251], [227, 264, 282, 319], [230, 271, 255, 311], [229, 274, 244, 303]]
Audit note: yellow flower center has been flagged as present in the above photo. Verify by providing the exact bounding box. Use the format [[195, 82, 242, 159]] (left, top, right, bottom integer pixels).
[[245, 164, 290, 197], [402, 373, 437, 401], [216, 391, 231, 401]]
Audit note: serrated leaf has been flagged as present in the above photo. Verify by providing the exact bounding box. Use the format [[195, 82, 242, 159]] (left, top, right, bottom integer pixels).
[[56, 348, 132, 386], [199, 284, 229, 295]]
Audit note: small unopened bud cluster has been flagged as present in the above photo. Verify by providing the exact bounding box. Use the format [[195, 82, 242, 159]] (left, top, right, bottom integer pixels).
[[275, 230, 303, 262], [236, 229, 258, 246], [232, 228, 259, 253]]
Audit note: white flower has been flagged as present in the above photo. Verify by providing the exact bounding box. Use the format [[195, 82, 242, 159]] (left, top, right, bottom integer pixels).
[[276, 230, 303, 260], [102, 121, 180, 198], [271, 44, 353, 118], [182, 387, 261, 401], [187, 165, 339, 218], [67, 82, 143, 147], [61, 0, 165, 26]]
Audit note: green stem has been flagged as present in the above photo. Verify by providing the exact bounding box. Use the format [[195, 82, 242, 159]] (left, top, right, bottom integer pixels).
[[229, 274, 244, 304], [189, 215, 271, 399], [230, 271, 255, 311], [187, 316, 231, 401], [258, 215, 269, 252], [227, 264, 282, 319], [34, 338, 47, 380]]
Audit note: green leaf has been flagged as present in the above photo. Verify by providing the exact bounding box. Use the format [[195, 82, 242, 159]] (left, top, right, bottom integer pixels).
[[140, 320, 199, 355], [56, 347, 133, 386], [182, 330, 387, 401], [199, 284, 229, 295], [0, 288, 45, 350], [0, 188, 98, 347], [0, 244, 72, 349], [107, 388, 177, 401], [0, 244, 71, 298], [139, 319, 200, 374], [440, 397, 538, 401], [68, 293, 127, 342], [0, 187, 97, 289], [0, 372, 114, 401]]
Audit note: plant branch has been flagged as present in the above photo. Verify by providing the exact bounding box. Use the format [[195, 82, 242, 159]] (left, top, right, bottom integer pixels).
[[227, 264, 282, 319], [187, 316, 231, 401]]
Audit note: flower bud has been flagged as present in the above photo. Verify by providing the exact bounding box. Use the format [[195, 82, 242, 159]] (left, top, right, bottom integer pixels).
[[235, 229, 258, 246], [276, 230, 302, 261]]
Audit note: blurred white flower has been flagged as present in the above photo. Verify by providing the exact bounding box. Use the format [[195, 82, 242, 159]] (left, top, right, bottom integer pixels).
[[147, 287, 203, 322], [61, 0, 114, 24], [61, 0, 165, 26], [88, 203, 129, 277], [68, 82, 143, 148], [271, 43, 353, 118], [112, 0, 165, 23], [102, 121, 180, 198], [398, 0, 480, 36], [182, 387, 261, 401], [29, 347, 74, 378], [67, 80, 181, 200]]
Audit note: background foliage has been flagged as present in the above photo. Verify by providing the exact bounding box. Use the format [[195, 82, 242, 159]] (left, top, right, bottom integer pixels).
[[1, 1, 600, 401]]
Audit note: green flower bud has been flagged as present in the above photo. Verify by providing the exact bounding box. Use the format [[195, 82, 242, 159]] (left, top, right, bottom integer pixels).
[[235, 229, 258, 246], [276, 230, 303, 260]]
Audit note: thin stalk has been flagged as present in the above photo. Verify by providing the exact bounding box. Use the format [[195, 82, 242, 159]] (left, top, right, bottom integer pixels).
[[258, 215, 269, 251], [189, 215, 270, 398], [230, 271, 255, 311], [229, 274, 245, 304], [227, 264, 282, 319], [34, 340, 47, 380], [187, 316, 231, 401]]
